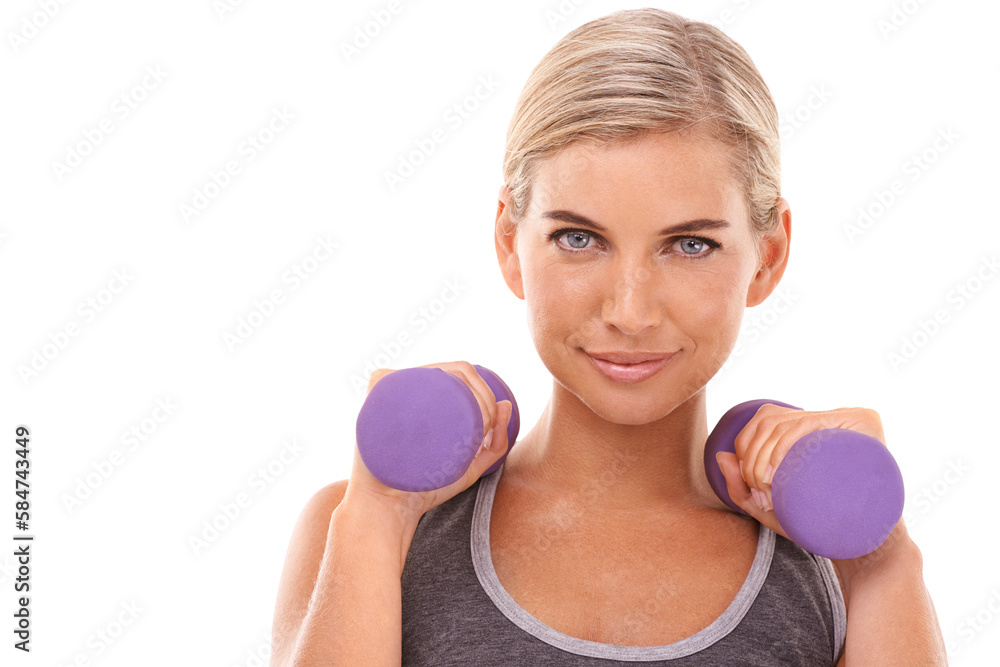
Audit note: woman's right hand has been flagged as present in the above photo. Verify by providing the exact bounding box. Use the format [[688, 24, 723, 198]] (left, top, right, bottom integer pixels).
[[345, 361, 514, 525]]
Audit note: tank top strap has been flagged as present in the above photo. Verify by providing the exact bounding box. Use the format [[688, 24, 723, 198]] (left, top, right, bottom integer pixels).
[[401, 464, 846, 665]]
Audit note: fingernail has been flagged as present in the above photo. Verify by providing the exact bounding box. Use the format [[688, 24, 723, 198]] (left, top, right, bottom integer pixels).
[[483, 428, 494, 451], [764, 464, 773, 485], [751, 488, 765, 511]]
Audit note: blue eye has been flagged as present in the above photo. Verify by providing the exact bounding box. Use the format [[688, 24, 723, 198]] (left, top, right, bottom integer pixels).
[[679, 238, 707, 255], [560, 231, 593, 249], [547, 228, 721, 260], [671, 237, 720, 259]]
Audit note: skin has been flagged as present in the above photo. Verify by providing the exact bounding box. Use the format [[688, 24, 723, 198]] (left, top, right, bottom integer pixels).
[[268, 125, 946, 665], [490, 127, 947, 661], [493, 127, 788, 515]]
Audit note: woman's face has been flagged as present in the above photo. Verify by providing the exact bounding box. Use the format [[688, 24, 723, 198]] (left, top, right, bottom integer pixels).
[[495, 130, 789, 425]]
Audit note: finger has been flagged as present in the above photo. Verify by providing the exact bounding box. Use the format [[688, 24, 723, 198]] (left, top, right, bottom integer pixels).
[[719, 451, 774, 517], [472, 400, 511, 465], [737, 406, 800, 490], [718, 451, 788, 538], [754, 412, 866, 486], [436, 362, 498, 441], [841, 407, 887, 445], [735, 409, 773, 490], [756, 424, 811, 487], [716, 451, 758, 513], [749, 419, 801, 488], [489, 399, 512, 454], [752, 409, 886, 490], [733, 404, 782, 484], [432, 402, 511, 505]]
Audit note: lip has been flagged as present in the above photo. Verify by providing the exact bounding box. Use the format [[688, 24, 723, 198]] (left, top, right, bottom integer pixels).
[[585, 350, 676, 384]]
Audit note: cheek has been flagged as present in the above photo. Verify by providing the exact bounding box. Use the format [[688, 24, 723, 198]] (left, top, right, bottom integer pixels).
[[664, 268, 748, 347], [523, 260, 587, 341]]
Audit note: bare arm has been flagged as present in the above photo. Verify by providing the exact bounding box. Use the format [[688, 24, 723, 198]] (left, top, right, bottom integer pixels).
[[831, 520, 947, 666], [718, 406, 947, 665], [270, 362, 512, 665], [270, 481, 422, 666]]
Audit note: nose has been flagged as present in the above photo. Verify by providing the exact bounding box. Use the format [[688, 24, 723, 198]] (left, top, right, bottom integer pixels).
[[600, 260, 661, 336]]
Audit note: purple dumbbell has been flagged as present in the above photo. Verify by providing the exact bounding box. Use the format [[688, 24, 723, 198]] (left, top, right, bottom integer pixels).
[[356, 365, 520, 492], [704, 399, 905, 559]]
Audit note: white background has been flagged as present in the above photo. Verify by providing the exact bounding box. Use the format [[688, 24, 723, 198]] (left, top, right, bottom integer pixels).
[[2, 0, 998, 664]]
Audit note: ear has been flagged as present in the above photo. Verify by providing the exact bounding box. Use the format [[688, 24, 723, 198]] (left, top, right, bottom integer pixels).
[[746, 197, 791, 308], [495, 184, 525, 300]]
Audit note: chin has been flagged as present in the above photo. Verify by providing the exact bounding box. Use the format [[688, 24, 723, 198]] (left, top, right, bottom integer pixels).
[[595, 388, 688, 426]]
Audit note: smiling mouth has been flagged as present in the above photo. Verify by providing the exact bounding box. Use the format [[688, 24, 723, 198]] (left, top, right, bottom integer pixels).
[[584, 350, 677, 383]]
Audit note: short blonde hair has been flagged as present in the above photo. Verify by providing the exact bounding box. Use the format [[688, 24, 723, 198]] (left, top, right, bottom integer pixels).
[[502, 8, 781, 246]]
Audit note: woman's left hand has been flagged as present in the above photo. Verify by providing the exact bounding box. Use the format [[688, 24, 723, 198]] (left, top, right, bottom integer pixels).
[[714, 404, 887, 540]]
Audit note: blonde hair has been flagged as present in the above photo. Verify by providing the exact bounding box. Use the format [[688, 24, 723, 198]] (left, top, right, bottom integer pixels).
[[502, 8, 781, 249]]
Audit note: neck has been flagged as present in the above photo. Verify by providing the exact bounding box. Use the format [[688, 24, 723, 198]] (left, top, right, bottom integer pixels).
[[505, 378, 720, 514]]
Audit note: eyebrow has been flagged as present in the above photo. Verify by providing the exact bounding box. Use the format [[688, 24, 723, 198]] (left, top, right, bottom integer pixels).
[[541, 209, 731, 236]]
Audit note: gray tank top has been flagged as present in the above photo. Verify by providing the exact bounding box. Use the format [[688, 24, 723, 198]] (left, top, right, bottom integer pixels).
[[401, 464, 846, 665]]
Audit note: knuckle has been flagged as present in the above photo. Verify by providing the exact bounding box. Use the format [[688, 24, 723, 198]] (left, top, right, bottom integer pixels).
[[734, 434, 751, 458]]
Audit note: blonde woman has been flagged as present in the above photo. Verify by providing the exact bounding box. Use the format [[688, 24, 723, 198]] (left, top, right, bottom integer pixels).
[[271, 8, 946, 665]]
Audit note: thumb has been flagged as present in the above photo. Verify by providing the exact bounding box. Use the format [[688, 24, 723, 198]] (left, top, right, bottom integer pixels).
[[716, 451, 756, 514], [469, 401, 511, 472]]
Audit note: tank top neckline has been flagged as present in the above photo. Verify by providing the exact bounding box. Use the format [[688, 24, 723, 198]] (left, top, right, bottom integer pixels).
[[469, 463, 776, 661]]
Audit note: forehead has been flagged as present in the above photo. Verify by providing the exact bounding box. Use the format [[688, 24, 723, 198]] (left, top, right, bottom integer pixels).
[[530, 131, 745, 223]]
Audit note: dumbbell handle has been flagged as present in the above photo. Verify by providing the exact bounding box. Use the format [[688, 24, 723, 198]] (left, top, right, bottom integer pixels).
[[704, 399, 905, 559]]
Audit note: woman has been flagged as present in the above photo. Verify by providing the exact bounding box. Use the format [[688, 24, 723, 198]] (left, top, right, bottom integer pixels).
[[270, 8, 946, 665]]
